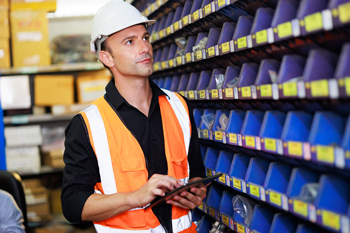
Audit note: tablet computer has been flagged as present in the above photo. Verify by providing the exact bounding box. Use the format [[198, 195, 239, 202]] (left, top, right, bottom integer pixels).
[[146, 173, 222, 209]]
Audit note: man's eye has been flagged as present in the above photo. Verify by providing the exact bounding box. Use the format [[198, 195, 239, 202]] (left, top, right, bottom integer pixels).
[[144, 36, 149, 41], [126, 40, 133, 44]]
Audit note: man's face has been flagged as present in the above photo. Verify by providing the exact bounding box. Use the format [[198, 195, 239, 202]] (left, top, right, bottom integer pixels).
[[105, 24, 153, 78]]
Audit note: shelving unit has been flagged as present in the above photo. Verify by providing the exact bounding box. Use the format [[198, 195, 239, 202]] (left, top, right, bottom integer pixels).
[[133, 0, 350, 232]]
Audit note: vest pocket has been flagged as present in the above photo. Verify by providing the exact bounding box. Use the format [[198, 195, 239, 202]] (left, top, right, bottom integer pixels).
[[106, 208, 146, 227], [120, 155, 146, 171], [171, 155, 189, 179]]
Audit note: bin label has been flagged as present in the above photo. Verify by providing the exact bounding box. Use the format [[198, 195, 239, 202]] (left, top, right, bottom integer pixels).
[[283, 82, 297, 96], [182, 15, 189, 26], [249, 184, 260, 198], [219, 174, 226, 183], [186, 53, 192, 62], [154, 62, 160, 71], [218, 0, 226, 7], [269, 191, 282, 207], [260, 84, 272, 97], [237, 36, 247, 49], [178, 91, 185, 96], [293, 200, 308, 217], [322, 210, 340, 231], [161, 61, 166, 69], [316, 145, 335, 164], [212, 89, 219, 98], [204, 3, 212, 15], [311, 79, 329, 97], [188, 91, 195, 99], [196, 50, 202, 60], [209, 207, 216, 218], [199, 90, 206, 99], [221, 42, 230, 53], [208, 46, 215, 57], [203, 129, 209, 139], [222, 215, 230, 226], [236, 223, 245, 233], [168, 59, 174, 67], [225, 88, 234, 98], [198, 203, 203, 210], [174, 21, 179, 31], [345, 77, 350, 96], [305, 12, 323, 32], [215, 131, 223, 141], [242, 86, 251, 97], [206, 168, 212, 176], [256, 29, 268, 44], [233, 179, 241, 190], [159, 30, 164, 38], [339, 2, 350, 23], [264, 138, 277, 151], [193, 10, 199, 21], [245, 136, 255, 148], [166, 26, 171, 35], [277, 21, 293, 38], [288, 141, 303, 157], [229, 133, 237, 144], [176, 56, 182, 65]]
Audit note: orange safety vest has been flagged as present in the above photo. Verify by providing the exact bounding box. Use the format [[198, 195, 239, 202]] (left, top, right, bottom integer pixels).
[[80, 89, 197, 233]]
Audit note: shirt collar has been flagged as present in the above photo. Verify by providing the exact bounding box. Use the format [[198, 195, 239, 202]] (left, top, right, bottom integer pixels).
[[105, 78, 168, 110]]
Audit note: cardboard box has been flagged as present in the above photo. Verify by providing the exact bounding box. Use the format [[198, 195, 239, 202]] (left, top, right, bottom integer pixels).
[[0, 0, 8, 9], [10, 10, 50, 67], [6, 146, 41, 173], [5, 125, 42, 147], [51, 103, 89, 116], [34, 75, 74, 106], [76, 70, 111, 103], [27, 202, 51, 221], [0, 75, 31, 109], [0, 9, 9, 38], [49, 188, 62, 214], [22, 178, 41, 189], [43, 149, 64, 168], [10, 0, 56, 12], [0, 38, 10, 68]]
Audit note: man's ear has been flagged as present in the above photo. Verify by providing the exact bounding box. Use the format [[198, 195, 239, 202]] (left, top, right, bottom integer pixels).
[[99, 51, 115, 68]]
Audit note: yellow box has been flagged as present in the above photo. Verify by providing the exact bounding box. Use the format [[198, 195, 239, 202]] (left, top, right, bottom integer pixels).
[[49, 189, 62, 214], [34, 75, 74, 106], [76, 70, 111, 103], [0, 9, 9, 38], [10, 0, 56, 12], [0, 38, 10, 68], [0, 0, 9, 9], [10, 10, 50, 67]]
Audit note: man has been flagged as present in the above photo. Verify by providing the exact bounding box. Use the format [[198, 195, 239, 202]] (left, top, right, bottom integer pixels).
[[61, 1, 206, 232], [0, 189, 25, 233]]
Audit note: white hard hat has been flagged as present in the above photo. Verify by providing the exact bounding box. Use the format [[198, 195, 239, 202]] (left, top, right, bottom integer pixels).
[[90, 0, 156, 58]]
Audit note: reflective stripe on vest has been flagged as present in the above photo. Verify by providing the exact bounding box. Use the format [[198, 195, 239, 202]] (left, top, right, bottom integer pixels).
[[81, 91, 195, 233]]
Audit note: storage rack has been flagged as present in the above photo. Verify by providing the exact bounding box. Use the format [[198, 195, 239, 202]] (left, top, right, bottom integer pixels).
[[133, 0, 350, 232]]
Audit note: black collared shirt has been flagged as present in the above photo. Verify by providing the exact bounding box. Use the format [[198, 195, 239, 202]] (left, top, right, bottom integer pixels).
[[61, 79, 205, 232]]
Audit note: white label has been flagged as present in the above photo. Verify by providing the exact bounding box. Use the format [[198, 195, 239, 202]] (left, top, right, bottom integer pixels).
[[197, 127, 201, 139], [272, 83, 279, 100], [329, 79, 339, 99], [341, 216, 350, 233], [17, 32, 43, 41], [292, 19, 300, 37], [242, 181, 246, 193], [230, 40, 234, 52], [322, 10, 333, 31], [277, 139, 283, 155], [304, 142, 311, 160], [297, 81, 306, 98], [267, 28, 274, 44], [219, 89, 223, 99], [282, 195, 289, 211], [256, 137, 261, 150], [80, 79, 109, 102], [335, 147, 345, 169], [0, 49, 4, 58], [247, 35, 253, 48], [223, 134, 227, 144], [251, 85, 257, 99], [215, 45, 219, 56], [234, 87, 239, 99], [260, 187, 266, 201], [206, 90, 210, 100], [194, 90, 198, 100], [202, 49, 207, 59], [238, 134, 243, 146], [309, 205, 316, 222]]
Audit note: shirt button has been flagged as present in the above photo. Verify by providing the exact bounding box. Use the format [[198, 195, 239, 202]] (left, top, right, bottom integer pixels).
[[153, 140, 156, 144]]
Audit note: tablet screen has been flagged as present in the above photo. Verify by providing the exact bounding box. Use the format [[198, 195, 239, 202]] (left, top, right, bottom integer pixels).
[[146, 173, 222, 209]]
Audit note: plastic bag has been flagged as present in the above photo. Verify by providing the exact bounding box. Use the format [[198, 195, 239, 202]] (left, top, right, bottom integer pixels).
[[201, 113, 215, 130], [294, 183, 319, 203], [175, 37, 187, 56], [216, 114, 228, 132], [192, 37, 208, 53], [215, 74, 225, 89], [232, 195, 256, 226], [226, 77, 239, 88], [268, 70, 278, 83]]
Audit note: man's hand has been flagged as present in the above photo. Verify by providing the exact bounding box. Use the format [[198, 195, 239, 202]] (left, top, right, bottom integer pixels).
[[129, 174, 183, 208], [165, 177, 208, 209]]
